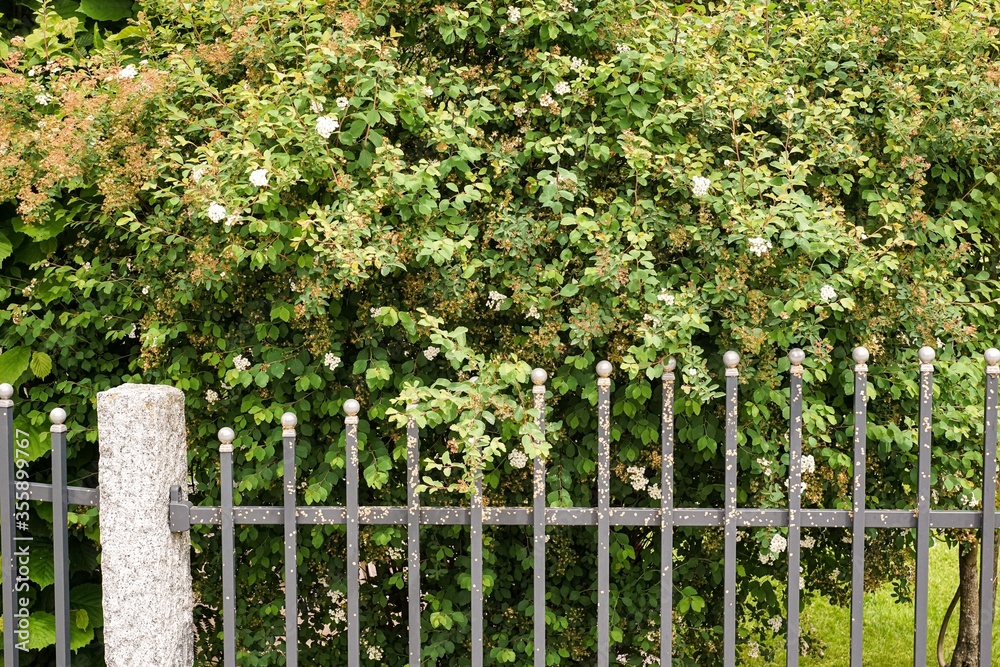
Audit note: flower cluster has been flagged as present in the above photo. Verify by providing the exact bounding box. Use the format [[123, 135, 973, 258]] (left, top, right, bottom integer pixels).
[[748, 237, 773, 257], [324, 353, 341, 372], [205, 389, 219, 404], [233, 354, 251, 371], [249, 168, 269, 187], [801, 454, 815, 474], [656, 290, 675, 306], [554, 81, 571, 95], [769, 533, 787, 554], [508, 449, 528, 469], [423, 346, 440, 360], [207, 202, 227, 223], [336, 96, 350, 110], [487, 291, 508, 310], [820, 284, 837, 302], [691, 176, 711, 197], [117, 64, 138, 80], [507, 7, 521, 22], [626, 465, 648, 491], [316, 116, 340, 139]]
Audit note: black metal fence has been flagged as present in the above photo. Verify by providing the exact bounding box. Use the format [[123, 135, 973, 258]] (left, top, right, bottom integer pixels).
[[2, 345, 1000, 666]]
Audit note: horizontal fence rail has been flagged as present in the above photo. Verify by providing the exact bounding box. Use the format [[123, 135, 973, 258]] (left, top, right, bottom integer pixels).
[[2, 345, 1000, 666]]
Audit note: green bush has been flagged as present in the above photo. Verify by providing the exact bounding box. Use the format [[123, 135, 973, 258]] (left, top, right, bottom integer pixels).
[[3, 0, 1000, 664]]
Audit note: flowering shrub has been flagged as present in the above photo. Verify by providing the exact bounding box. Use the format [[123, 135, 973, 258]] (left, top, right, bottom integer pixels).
[[3, 0, 1000, 664]]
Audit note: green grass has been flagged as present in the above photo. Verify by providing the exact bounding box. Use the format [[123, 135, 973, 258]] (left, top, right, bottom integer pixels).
[[748, 541, 1000, 667]]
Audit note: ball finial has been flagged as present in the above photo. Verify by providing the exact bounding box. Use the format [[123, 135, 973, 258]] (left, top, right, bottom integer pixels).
[[664, 357, 676, 372], [596, 360, 613, 378], [281, 412, 297, 429], [918, 346, 936, 364], [531, 368, 548, 386], [987, 348, 1000, 366], [0, 384, 12, 400], [723, 351, 740, 368], [852, 346, 870, 364], [218, 427, 235, 445], [344, 399, 361, 416], [788, 348, 805, 365], [49, 407, 66, 426]]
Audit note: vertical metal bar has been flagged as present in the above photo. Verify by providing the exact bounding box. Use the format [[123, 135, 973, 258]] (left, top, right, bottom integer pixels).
[[660, 358, 676, 667], [531, 368, 548, 667], [596, 360, 613, 667], [850, 346, 869, 667], [722, 351, 740, 667], [219, 427, 237, 667], [980, 348, 999, 666], [0, 383, 18, 667], [786, 351, 805, 667], [471, 451, 484, 667], [344, 400, 361, 667], [914, 347, 935, 667], [282, 412, 299, 667], [50, 408, 70, 667], [407, 406, 421, 667]]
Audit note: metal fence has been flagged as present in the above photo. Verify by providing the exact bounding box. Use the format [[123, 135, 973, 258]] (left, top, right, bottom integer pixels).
[[2, 345, 1000, 666]]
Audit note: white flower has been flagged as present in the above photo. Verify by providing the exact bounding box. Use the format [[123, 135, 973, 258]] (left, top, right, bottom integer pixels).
[[785, 86, 795, 105], [316, 116, 340, 139], [336, 96, 350, 110], [224, 213, 239, 227], [768, 616, 782, 632], [507, 7, 521, 22], [648, 484, 662, 500], [616, 43, 630, 53], [820, 284, 837, 302], [801, 454, 815, 474], [527, 305, 541, 319], [626, 465, 648, 491], [487, 290, 508, 310], [205, 389, 219, 404], [128, 324, 138, 339], [233, 354, 251, 372], [769, 533, 787, 554], [538, 93, 554, 107], [936, 337, 944, 349], [423, 86, 434, 97], [748, 237, 773, 257], [571, 57, 587, 70], [687, 367, 697, 377], [554, 81, 571, 95], [514, 105, 527, 117], [324, 353, 341, 372], [117, 64, 138, 80], [190, 164, 208, 183], [141, 286, 150, 295], [207, 202, 228, 223], [509, 449, 528, 469], [249, 168, 269, 187], [423, 346, 440, 360], [656, 290, 675, 306], [617, 654, 628, 665], [366, 644, 383, 661], [35, 93, 52, 105], [310, 99, 324, 114], [691, 176, 711, 197], [748, 642, 760, 659], [802, 535, 816, 549]]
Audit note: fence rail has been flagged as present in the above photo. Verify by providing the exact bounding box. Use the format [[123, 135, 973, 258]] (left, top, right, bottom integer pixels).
[[2, 345, 1000, 666]]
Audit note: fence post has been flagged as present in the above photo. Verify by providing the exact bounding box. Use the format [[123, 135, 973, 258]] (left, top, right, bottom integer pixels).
[[96, 383, 193, 667]]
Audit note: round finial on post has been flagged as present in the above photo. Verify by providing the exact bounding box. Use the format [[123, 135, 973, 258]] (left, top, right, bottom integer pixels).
[[596, 360, 613, 378], [281, 412, 297, 430], [788, 349, 805, 365], [664, 357, 676, 372], [852, 346, 870, 365], [985, 348, 1000, 366], [50, 407, 67, 425], [918, 346, 936, 364], [218, 427, 235, 445], [723, 351, 740, 368], [0, 383, 13, 401], [531, 368, 548, 386], [344, 399, 360, 417]]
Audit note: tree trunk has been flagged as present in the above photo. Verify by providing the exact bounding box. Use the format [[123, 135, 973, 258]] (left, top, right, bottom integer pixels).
[[950, 541, 981, 667]]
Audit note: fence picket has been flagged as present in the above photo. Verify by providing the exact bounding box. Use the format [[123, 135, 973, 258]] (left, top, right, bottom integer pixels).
[[344, 400, 361, 667], [50, 408, 70, 667], [786, 350, 804, 667], [723, 351, 740, 665], [596, 360, 612, 667], [282, 412, 299, 667], [532, 369, 548, 667], [850, 346, 869, 667], [471, 455, 484, 667], [914, 348, 935, 667], [0, 383, 18, 667], [219, 427, 237, 667], [406, 408, 421, 667], [980, 348, 1000, 666], [660, 358, 676, 667]]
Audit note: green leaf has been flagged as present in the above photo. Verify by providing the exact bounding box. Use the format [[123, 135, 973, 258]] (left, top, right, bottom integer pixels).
[[29, 352, 53, 379], [0, 347, 31, 385], [24, 612, 56, 650], [78, 0, 134, 21], [0, 231, 12, 265], [72, 583, 104, 628], [28, 544, 55, 588]]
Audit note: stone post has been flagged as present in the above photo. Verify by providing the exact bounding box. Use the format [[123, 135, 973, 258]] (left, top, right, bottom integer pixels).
[[97, 384, 193, 666]]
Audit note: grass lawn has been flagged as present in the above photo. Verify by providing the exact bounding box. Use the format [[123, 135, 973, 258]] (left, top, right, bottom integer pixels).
[[747, 540, 1000, 667]]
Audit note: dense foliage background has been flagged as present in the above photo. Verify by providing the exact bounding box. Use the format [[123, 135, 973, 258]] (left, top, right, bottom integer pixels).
[[3, 0, 1000, 664]]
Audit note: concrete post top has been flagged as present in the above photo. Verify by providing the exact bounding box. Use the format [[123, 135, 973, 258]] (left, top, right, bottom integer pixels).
[[98, 383, 184, 400]]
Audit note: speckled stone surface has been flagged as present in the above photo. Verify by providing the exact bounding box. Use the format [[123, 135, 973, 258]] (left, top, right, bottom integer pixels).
[[97, 384, 193, 666]]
